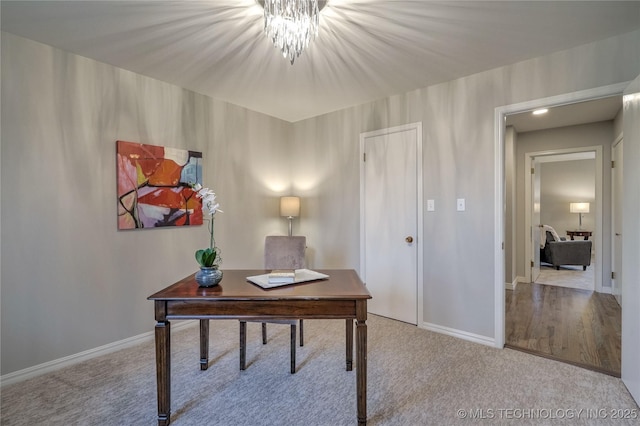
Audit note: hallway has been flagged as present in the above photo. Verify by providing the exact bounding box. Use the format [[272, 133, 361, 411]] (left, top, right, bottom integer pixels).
[[505, 282, 621, 376]]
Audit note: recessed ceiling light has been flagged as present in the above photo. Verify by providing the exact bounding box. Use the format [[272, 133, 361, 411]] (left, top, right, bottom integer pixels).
[[623, 93, 639, 103], [533, 108, 548, 115]]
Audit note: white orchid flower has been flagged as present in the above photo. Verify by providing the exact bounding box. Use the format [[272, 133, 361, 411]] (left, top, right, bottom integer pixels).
[[197, 187, 214, 198], [192, 184, 223, 216], [190, 183, 224, 268], [204, 198, 222, 216]]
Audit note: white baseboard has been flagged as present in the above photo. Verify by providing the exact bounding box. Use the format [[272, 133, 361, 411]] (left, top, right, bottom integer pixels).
[[505, 276, 520, 291], [0, 320, 198, 387], [598, 286, 612, 294], [421, 321, 496, 348]]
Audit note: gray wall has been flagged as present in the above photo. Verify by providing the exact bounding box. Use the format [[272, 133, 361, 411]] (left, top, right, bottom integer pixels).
[[540, 159, 596, 239], [2, 28, 639, 376], [614, 106, 624, 139], [515, 122, 615, 283], [293, 31, 638, 336], [1, 33, 292, 375]]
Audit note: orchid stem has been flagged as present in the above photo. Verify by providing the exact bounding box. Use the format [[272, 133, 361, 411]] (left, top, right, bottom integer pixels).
[[208, 218, 215, 250]]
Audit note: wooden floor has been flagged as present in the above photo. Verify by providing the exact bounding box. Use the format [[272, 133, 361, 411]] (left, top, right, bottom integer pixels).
[[505, 282, 621, 376]]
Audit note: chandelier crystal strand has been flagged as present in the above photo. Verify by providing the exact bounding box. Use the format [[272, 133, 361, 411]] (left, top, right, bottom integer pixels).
[[264, 0, 319, 64]]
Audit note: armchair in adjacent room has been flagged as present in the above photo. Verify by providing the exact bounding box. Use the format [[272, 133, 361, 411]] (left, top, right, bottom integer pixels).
[[539, 225, 592, 270], [239, 235, 306, 374]]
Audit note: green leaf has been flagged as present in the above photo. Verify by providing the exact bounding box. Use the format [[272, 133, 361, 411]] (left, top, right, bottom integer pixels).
[[195, 247, 217, 267], [195, 249, 206, 266]]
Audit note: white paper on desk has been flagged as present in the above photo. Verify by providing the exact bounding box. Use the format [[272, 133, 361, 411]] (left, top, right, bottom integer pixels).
[[247, 269, 329, 289]]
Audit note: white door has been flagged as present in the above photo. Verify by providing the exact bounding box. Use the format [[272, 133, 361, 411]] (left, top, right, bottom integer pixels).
[[612, 139, 623, 305], [531, 159, 541, 282], [360, 123, 422, 325], [621, 76, 640, 405]]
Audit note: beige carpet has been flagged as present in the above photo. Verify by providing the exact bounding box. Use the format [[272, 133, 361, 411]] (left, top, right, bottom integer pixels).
[[2, 315, 638, 425]]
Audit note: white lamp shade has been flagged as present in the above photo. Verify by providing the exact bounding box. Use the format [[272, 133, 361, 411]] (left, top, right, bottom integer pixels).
[[280, 196, 300, 217], [570, 202, 590, 213]]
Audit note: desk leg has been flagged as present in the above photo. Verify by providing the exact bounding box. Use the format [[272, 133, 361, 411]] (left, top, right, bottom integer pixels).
[[200, 320, 209, 370], [356, 302, 367, 425], [240, 321, 247, 370], [155, 320, 171, 426], [346, 319, 353, 371]]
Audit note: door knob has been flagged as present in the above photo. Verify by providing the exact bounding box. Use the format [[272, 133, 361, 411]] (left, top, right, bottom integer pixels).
[[405, 236, 413, 243]]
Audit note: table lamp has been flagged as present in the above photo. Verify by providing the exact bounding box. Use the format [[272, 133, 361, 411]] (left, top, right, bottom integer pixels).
[[280, 196, 300, 236], [569, 202, 589, 229]]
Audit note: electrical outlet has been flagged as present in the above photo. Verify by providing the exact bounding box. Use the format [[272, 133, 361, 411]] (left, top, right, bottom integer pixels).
[[427, 199, 435, 211], [457, 198, 465, 211]]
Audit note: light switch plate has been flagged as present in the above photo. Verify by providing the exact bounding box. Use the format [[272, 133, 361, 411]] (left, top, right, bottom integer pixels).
[[457, 198, 465, 211], [427, 199, 435, 211]]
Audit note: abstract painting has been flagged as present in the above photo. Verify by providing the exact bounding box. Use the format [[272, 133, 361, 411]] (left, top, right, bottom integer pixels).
[[117, 140, 203, 229]]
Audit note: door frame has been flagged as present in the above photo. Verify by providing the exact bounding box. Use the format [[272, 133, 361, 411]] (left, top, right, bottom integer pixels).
[[621, 76, 640, 403], [523, 146, 603, 292], [530, 157, 541, 284], [493, 82, 629, 348], [611, 134, 623, 305], [359, 122, 424, 326]]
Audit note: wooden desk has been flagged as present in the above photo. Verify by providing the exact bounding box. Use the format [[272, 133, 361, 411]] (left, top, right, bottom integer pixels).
[[148, 269, 371, 425], [566, 230, 592, 240]]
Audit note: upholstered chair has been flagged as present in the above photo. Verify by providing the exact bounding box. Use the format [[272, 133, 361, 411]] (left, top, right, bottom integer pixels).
[[239, 236, 306, 374]]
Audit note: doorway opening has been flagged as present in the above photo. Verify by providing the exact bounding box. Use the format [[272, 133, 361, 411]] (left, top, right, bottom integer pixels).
[[494, 83, 626, 376], [525, 148, 599, 293]]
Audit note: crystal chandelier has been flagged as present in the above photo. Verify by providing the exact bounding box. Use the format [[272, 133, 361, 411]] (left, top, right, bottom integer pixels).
[[262, 0, 321, 64]]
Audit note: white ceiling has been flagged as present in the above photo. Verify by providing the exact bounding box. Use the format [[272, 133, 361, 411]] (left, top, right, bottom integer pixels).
[[505, 95, 623, 133], [1, 1, 639, 122]]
